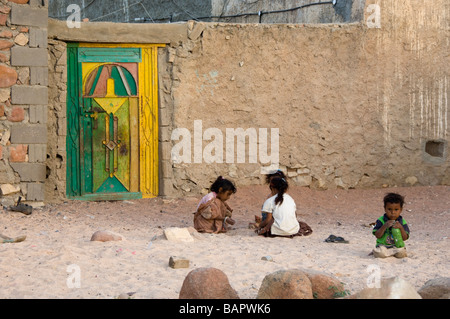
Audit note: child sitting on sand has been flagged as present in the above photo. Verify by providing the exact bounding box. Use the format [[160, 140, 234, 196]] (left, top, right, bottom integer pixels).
[[372, 193, 410, 258], [256, 177, 312, 238], [250, 169, 287, 229], [194, 176, 236, 233]]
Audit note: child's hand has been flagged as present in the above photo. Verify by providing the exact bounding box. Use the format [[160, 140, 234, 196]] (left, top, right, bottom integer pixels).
[[392, 221, 403, 229], [385, 220, 396, 228], [256, 226, 268, 235]]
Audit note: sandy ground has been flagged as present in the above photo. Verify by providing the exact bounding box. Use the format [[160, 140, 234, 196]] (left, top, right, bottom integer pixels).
[[0, 185, 448, 299]]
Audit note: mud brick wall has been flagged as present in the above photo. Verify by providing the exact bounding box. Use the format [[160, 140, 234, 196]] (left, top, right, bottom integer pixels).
[[46, 0, 449, 202], [159, 0, 450, 197], [46, 38, 66, 203], [0, 0, 48, 206]]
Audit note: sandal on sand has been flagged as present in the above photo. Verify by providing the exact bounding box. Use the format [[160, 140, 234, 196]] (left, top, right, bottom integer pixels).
[[1, 235, 26, 243], [8, 197, 32, 215], [325, 234, 349, 244]]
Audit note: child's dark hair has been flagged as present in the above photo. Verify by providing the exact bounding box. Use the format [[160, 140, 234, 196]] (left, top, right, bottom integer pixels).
[[210, 176, 237, 194], [270, 177, 288, 205], [383, 193, 405, 208], [265, 169, 286, 184]]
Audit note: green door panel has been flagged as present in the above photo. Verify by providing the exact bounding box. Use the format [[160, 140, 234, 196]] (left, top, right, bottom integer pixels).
[[66, 45, 82, 198], [96, 176, 128, 193], [67, 44, 147, 201], [78, 47, 141, 63]]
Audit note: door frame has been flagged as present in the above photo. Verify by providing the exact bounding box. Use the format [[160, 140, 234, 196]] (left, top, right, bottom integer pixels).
[[66, 43, 164, 200]]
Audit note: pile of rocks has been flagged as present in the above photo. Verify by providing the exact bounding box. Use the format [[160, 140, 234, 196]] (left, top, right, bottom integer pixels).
[[178, 267, 450, 299], [178, 268, 348, 299]]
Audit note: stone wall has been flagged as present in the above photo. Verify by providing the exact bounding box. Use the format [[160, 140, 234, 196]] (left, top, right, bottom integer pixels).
[[46, 38, 66, 203], [0, 0, 48, 206], [45, 0, 449, 202]]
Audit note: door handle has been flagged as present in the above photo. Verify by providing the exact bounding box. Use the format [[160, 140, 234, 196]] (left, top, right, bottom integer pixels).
[[89, 111, 99, 129], [84, 107, 107, 115], [84, 108, 106, 128]]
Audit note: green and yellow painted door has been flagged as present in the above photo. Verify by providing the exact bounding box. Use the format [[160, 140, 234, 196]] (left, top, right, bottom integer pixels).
[[66, 43, 163, 200]]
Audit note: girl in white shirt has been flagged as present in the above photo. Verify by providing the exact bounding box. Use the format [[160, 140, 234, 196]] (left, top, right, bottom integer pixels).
[[257, 177, 300, 237]]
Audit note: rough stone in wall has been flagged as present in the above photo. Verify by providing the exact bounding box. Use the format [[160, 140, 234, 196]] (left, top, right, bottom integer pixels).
[[0, 0, 48, 206], [46, 38, 66, 203]]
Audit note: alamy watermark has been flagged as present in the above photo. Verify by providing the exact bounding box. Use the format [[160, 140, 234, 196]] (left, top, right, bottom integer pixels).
[[171, 120, 279, 174], [66, 264, 81, 288], [366, 4, 381, 29], [65, 262, 382, 291], [66, 4, 81, 28], [366, 264, 381, 288]]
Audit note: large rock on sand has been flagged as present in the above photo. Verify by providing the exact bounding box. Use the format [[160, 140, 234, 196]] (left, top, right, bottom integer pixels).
[[179, 267, 239, 299], [304, 270, 347, 299], [164, 227, 194, 243], [418, 277, 450, 299], [90, 230, 124, 242], [257, 269, 313, 299]]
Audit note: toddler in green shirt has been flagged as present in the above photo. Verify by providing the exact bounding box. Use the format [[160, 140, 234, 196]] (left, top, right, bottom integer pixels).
[[372, 193, 410, 258]]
